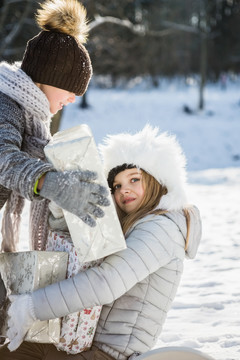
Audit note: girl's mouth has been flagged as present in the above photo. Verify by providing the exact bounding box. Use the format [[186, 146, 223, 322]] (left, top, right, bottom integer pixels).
[[123, 197, 135, 205]]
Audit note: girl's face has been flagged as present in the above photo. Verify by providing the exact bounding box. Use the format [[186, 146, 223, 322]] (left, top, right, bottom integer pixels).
[[113, 168, 145, 214], [37, 84, 76, 114]]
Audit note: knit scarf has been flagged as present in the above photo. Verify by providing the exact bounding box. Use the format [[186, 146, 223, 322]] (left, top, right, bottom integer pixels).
[[0, 62, 52, 252]]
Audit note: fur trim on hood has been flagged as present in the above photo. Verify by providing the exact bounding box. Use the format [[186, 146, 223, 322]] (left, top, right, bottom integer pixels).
[[99, 125, 188, 211]]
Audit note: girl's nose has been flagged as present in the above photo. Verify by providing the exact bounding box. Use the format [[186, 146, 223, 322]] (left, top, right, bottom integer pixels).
[[120, 186, 130, 195]]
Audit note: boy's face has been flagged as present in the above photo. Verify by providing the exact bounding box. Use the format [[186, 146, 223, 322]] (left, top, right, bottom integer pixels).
[[112, 168, 145, 214], [38, 84, 76, 114]]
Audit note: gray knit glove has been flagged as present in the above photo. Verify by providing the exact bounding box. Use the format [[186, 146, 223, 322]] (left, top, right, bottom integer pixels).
[[40, 170, 110, 227]]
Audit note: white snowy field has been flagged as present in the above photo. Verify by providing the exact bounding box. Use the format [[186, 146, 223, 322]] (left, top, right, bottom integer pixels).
[[1, 78, 240, 359], [157, 168, 240, 360], [59, 79, 240, 360], [61, 77, 240, 172]]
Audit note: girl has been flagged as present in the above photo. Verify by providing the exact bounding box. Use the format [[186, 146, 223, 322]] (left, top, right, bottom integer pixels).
[[2, 125, 202, 360]]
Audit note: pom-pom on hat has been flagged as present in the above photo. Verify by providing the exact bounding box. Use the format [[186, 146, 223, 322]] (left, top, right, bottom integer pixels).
[[99, 125, 188, 211], [21, 0, 92, 96]]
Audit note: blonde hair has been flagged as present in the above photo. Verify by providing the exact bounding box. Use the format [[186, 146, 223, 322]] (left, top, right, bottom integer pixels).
[[116, 169, 190, 250]]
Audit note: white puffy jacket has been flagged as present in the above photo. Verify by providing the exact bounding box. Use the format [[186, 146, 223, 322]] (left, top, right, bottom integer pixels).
[[32, 206, 201, 360]]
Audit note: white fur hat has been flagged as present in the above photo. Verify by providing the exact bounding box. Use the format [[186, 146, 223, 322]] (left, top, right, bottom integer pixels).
[[99, 125, 188, 211]]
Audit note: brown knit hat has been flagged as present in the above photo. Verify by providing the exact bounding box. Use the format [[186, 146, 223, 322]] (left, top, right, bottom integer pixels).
[[21, 0, 92, 96]]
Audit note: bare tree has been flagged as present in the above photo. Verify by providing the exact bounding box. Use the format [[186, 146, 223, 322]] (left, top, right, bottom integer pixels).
[[0, 0, 39, 61], [88, 11, 207, 110], [2, 0, 238, 130]]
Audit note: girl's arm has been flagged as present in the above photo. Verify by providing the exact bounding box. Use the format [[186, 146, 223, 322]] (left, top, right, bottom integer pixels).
[[32, 216, 176, 320]]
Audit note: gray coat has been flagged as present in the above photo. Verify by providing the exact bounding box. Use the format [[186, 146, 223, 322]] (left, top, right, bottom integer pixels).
[[0, 91, 53, 208], [32, 206, 201, 360], [0, 61, 57, 251]]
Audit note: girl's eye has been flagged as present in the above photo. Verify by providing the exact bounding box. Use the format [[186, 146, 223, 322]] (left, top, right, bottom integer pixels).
[[113, 184, 121, 192], [131, 178, 140, 183]]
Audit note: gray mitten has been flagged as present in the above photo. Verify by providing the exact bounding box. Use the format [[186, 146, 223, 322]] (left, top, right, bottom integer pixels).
[[48, 201, 68, 232], [48, 213, 69, 232], [40, 170, 110, 227], [7, 294, 36, 351]]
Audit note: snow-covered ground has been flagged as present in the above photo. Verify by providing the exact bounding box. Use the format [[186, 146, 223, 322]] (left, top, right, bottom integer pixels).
[[61, 77, 240, 172], [1, 78, 240, 359], [158, 168, 240, 360], [59, 79, 240, 360]]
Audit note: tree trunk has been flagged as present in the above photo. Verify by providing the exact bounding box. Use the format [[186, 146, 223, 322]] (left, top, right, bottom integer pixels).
[[50, 109, 63, 135], [198, 34, 207, 111], [196, 0, 209, 111], [80, 93, 89, 109]]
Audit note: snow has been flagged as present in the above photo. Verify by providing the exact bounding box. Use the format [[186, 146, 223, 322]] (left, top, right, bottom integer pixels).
[[1, 77, 240, 359], [159, 168, 240, 360], [59, 79, 240, 360], [61, 77, 240, 172]]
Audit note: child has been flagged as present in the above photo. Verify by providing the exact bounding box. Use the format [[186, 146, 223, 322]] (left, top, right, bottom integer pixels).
[[2, 125, 202, 360], [0, 0, 109, 252], [0, 0, 110, 309]]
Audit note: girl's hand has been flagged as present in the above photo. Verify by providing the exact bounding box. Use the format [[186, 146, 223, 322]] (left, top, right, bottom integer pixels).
[[7, 294, 36, 351]]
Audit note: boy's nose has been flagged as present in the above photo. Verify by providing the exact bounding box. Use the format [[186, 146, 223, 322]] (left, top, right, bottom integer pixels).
[[68, 94, 76, 103]]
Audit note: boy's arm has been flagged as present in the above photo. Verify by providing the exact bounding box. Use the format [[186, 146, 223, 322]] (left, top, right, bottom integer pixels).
[[0, 93, 110, 226], [0, 92, 54, 200]]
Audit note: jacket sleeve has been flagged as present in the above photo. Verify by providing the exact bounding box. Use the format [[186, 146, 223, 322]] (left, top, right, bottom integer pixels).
[[32, 216, 175, 320], [0, 92, 54, 201]]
